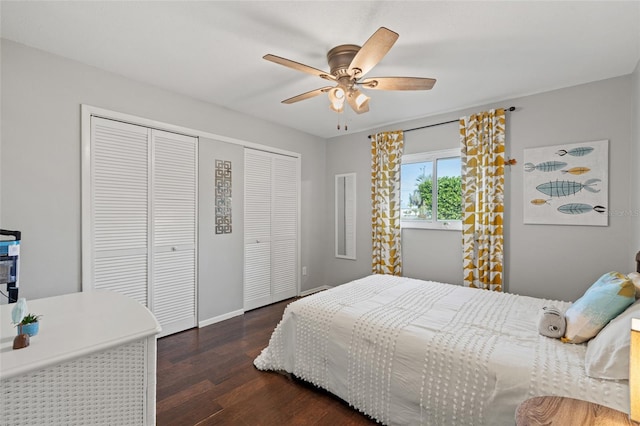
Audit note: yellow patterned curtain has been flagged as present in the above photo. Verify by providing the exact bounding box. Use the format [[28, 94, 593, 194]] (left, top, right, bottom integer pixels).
[[460, 109, 506, 291], [371, 131, 404, 276]]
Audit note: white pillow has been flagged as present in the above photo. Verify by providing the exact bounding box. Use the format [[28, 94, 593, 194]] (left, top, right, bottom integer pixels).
[[584, 299, 640, 379]]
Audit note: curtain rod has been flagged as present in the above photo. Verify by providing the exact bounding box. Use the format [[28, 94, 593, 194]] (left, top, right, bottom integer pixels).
[[367, 106, 516, 139]]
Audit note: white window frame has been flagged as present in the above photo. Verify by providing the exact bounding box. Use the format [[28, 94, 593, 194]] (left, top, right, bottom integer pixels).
[[400, 148, 462, 231]]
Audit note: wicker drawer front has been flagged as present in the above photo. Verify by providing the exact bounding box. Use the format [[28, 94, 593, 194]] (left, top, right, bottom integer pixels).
[[1, 340, 147, 426]]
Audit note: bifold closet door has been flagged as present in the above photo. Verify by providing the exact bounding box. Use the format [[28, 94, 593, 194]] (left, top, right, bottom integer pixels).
[[244, 149, 298, 311], [85, 117, 197, 338], [270, 154, 298, 303], [89, 118, 150, 306], [151, 130, 197, 337], [244, 150, 272, 310]]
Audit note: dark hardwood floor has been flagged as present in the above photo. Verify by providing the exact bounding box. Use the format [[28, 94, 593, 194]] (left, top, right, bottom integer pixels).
[[156, 298, 378, 425]]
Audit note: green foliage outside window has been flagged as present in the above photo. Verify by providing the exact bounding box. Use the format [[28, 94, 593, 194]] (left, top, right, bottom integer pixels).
[[411, 174, 462, 221], [408, 174, 432, 219]]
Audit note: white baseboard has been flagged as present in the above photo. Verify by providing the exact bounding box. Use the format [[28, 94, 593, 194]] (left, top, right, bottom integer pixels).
[[299, 285, 332, 297], [198, 287, 333, 328], [198, 309, 244, 328]]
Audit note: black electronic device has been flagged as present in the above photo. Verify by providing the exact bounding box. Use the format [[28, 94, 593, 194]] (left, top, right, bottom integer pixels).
[[0, 229, 21, 303]]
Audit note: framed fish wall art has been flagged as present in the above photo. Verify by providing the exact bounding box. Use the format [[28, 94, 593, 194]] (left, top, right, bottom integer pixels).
[[523, 140, 608, 226]]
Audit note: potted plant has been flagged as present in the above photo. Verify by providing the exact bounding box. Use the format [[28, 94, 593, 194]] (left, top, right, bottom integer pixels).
[[17, 313, 42, 337], [11, 298, 42, 337]]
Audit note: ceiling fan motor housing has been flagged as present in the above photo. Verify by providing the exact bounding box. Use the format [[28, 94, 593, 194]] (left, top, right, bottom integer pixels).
[[327, 44, 360, 78]]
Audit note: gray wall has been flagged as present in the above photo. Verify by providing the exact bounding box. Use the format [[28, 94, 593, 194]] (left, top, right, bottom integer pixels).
[[0, 40, 327, 310], [326, 75, 637, 302], [198, 138, 244, 322], [324, 133, 372, 286], [505, 76, 633, 301], [632, 60, 640, 261]]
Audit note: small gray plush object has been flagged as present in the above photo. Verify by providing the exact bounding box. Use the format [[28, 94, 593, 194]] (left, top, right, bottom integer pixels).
[[538, 305, 566, 338]]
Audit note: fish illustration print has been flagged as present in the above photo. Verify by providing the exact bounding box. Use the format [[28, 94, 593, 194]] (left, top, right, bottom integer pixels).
[[530, 199, 551, 206], [561, 167, 591, 175], [536, 178, 600, 197], [555, 146, 595, 157], [524, 161, 567, 172], [557, 203, 607, 215]]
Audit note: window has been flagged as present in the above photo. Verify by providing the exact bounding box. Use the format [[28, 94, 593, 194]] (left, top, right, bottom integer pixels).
[[400, 148, 462, 230]]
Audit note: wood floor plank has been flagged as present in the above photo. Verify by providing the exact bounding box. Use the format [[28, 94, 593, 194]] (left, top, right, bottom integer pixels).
[[157, 298, 377, 425], [157, 379, 216, 413], [157, 389, 224, 426]]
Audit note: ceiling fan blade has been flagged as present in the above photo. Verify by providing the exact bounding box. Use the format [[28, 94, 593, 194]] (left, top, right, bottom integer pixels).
[[282, 86, 333, 104], [359, 77, 437, 91], [348, 27, 399, 78], [264, 54, 336, 81]]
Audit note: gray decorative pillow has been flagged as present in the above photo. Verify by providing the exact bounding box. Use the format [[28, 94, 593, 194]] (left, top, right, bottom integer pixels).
[[538, 306, 566, 338]]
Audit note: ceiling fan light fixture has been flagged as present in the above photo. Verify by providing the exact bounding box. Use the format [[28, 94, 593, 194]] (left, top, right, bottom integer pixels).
[[328, 87, 345, 102], [353, 89, 370, 110], [329, 102, 344, 113], [328, 87, 345, 112]]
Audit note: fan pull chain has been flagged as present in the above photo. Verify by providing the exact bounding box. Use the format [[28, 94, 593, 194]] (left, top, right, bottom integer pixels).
[[335, 110, 348, 131]]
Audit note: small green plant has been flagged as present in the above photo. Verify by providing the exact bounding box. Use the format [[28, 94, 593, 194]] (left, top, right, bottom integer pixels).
[[18, 313, 41, 325]]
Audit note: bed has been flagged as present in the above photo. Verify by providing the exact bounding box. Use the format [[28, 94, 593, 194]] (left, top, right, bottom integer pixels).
[[255, 262, 639, 425]]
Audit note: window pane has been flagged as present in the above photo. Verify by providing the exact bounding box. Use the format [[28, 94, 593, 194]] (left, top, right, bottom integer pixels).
[[401, 161, 433, 221], [436, 157, 462, 221]]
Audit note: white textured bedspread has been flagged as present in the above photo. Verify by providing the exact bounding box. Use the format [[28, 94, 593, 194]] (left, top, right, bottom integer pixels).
[[254, 275, 629, 425]]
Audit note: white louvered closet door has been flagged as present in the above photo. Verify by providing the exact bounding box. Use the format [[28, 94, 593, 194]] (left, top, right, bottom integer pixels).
[[244, 150, 272, 310], [271, 155, 298, 302], [244, 149, 298, 311], [151, 130, 197, 337], [90, 118, 149, 306], [86, 117, 197, 338]]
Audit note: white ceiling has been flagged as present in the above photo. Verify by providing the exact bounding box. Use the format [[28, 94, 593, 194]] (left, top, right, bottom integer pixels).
[[2, 1, 639, 139]]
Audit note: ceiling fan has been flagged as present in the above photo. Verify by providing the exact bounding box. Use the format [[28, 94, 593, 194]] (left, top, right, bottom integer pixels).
[[263, 27, 436, 115]]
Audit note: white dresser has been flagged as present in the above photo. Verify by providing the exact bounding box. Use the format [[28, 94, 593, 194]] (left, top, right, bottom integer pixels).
[[0, 291, 161, 425]]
